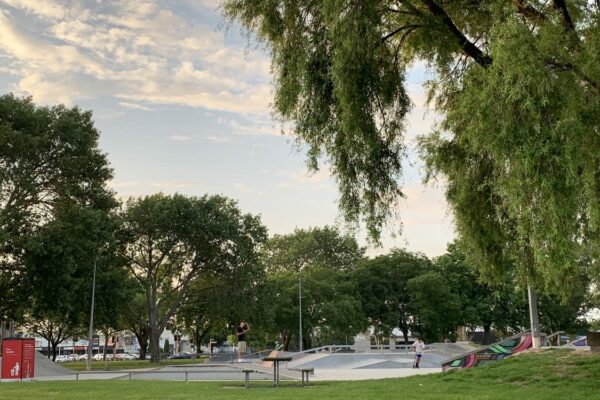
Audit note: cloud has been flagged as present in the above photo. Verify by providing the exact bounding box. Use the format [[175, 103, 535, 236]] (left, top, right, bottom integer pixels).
[[217, 115, 282, 137], [108, 180, 140, 189], [233, 182, 264, 195], [203, 135, 232, 144], [118, 101, 153, 111], [0, 1, 273, 115], [277, 168, 333, 189], [149, 181, 203, 189], [169, 134, 192, 142]]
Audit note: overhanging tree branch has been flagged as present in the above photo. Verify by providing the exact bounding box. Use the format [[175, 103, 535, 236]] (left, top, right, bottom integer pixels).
[[382, 24, 422, 43], [512, 0, 547, 23], [420, 0, 492, 67], [552, 0, 575, 32]]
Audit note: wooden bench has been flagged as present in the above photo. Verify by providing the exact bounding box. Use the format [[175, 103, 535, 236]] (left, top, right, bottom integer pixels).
[[242, 369, 255, 388]]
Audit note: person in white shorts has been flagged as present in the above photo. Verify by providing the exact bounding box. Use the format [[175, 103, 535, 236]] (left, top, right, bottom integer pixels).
[[413, 337, 425, 368]]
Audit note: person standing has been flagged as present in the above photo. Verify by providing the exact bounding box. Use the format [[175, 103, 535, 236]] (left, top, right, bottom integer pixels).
[[412, 337, 425, 368], [236, 320, 250, 361]]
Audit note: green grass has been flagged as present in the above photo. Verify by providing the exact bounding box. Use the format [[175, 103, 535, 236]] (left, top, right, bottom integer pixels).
[[1, 349, 598, 399], [61, 358, 207, 371]]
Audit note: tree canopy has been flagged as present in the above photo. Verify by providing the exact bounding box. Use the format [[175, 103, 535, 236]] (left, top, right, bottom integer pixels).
[[118, 193, 267, 363], [224, 1, 600, 292], [354, 249, 430, 342], [263, 226, 364, 273], [0, 94, 114, 320]]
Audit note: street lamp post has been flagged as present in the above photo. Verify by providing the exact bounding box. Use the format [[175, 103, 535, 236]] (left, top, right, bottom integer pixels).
[[299, 277, 303, 352], [86, 254, 99, 371]]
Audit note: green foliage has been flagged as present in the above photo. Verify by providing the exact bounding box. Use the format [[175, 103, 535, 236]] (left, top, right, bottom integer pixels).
[[225, 0, 600, 294], [418, 7, 600, 295], [21, 203, 123, 360], [224, 1, 412, 241], [163, 339, 170, 354], [353, 249, 430, 341], [0, 94, 114, 321], [263, 226, 364, 272], [257, 227, 366, 349], [118, 193, 267, 363], [433, 243, 529, 337], [407, 271, 461, 342], [261, 266, 366, 350]]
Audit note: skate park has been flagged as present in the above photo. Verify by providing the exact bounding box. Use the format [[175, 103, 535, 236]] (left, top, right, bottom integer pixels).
[[6, 333, 588, 384]]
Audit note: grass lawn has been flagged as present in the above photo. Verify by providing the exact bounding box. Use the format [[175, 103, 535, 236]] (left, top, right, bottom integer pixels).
[[61, 358, 207, 371], [1, 349, 598, 400]]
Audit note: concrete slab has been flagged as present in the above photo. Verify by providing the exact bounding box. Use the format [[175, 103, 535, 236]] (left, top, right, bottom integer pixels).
[[310, 368, 442, 381]]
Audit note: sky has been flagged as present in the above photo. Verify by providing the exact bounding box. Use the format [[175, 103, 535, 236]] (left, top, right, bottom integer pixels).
[[0, 0, 455, 257]]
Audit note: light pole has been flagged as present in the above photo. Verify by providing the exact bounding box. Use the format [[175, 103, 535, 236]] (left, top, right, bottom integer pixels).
[[86, 254, 99, 371], [86, 239, 118, 371], [299, 277, 303, 352]]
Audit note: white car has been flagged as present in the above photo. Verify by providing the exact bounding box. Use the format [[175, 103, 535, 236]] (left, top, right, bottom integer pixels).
[[115, 353, 137, 361], [54, 355, 71, 363]]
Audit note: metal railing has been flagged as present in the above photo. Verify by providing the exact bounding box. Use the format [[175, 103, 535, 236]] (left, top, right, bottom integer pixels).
[[295, 343, 430, 355], [59, 365, 263, 382]]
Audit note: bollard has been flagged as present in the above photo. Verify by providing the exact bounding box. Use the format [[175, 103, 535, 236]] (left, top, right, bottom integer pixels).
[[185, 371, 188, 382], [129, 372, 132, 381], [76, 373, 79, 381]]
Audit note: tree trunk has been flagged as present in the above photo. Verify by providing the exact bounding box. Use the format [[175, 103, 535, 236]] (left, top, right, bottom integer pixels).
[[138, 335, 148, 360], [194, 326, 209, 355], [113, 334, 118, 360], [527, 284, 541, 349], [401, 328, 409, 344], [103, 331, 109, 369], [150, 329, 161, 364], [483, 324, 491, 345], [133, 327, 149, 360], [148, 286, 162, 364], [51, 341, 58, 361]]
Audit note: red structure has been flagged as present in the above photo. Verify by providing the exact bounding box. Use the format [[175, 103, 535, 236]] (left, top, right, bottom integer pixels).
[[1, 338, 35, 381]]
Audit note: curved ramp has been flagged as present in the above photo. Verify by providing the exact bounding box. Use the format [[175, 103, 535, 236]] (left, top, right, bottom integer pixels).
[[442, 332, 533, 371]]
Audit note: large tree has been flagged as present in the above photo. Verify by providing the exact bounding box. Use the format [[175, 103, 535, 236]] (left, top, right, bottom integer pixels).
[[353, 249, 430, 343], [22, 203, 121, 360], [259, 227, 366, 350], [434, 243, 530, 343], [223, 1, 600, 293], [263, 266, 366, 350], [263, 226, 364, 273], [118, 194, 266, 363], [0, 94, 114, 321]]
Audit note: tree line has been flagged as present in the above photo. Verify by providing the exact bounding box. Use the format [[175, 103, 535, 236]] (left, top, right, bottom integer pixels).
[[0, 84, 593, 363]]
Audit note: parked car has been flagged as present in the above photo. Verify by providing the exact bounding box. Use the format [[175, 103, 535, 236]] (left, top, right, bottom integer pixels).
[[168, 352, 194, 359], [115, 353, 137, 361], [54, 355, 70, 363]]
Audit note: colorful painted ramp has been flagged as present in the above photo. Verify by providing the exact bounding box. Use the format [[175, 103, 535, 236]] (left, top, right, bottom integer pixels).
[[442, 332, 532, 371]]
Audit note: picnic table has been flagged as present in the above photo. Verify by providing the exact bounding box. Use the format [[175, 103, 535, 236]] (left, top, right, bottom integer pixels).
[[261, 355, 293, 387]]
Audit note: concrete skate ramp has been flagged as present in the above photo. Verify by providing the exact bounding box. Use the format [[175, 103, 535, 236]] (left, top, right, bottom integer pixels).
[[0, 352, 74, 378], [34, 352, 75, 377], [442, 332, 533, 371], [430, 342, 480, 358], [289, 353, 446, 370]]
